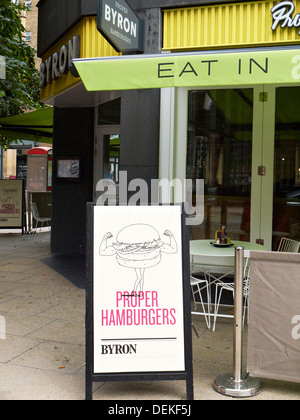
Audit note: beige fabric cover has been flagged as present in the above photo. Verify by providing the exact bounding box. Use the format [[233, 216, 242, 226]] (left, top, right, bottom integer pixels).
[[247, 251, 300, 383]]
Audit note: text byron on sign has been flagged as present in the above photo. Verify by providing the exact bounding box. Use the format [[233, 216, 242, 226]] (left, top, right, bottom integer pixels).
[[97, 0, 144, 53]]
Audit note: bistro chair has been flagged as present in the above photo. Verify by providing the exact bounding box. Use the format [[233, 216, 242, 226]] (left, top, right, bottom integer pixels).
[[190, 261, 211, 329], [31, 202, 51, 235], [212, 250, 250, 332], [277, 237, 300, 253]]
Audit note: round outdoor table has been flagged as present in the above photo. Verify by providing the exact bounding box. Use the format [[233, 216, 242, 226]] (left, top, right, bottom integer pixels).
[[189, 239, 267, 326], [190, 239, 267, 270]]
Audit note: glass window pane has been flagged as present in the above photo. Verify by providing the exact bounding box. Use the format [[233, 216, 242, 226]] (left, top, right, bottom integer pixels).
[[186, 89, 253, 241], [272, 87, 300, 249], [103, 134, 120, 183]]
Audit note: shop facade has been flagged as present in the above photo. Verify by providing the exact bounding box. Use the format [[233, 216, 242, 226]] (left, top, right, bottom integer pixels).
[[37, 0, 300, 254]]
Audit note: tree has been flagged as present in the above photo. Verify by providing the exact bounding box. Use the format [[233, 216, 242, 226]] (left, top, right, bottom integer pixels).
[[0, 0, 43, 147]]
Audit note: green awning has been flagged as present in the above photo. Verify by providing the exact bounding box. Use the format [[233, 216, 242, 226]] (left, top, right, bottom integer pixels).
[[73, 47, 300, 92], [0, 107, 53, 144]]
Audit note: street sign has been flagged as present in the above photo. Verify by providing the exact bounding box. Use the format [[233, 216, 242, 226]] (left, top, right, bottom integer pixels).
[[97, 0, 144, 53]]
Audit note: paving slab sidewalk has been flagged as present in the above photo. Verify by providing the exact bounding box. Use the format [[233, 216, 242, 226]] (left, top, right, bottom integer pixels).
[[0, 231, 299, 400]]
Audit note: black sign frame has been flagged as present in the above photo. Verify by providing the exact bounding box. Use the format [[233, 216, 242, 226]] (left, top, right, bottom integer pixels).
[[85, 202, 193, 400], [97, 0, 144, 53]]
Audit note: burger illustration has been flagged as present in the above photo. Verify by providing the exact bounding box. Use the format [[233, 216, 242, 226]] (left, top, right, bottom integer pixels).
[[99, 223, 178, 293], [1, 186, 18, 204]]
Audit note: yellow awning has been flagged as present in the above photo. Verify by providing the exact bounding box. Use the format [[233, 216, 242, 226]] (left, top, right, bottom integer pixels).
[[73, 47, 300, 92]]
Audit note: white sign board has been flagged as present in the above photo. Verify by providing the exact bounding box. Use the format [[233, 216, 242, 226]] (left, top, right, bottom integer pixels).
[[92, 205, 185, 374], [0, 180, 24, 229]]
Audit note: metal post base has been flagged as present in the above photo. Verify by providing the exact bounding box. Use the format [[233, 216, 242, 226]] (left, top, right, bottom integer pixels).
[[213, 373, 261, 398]]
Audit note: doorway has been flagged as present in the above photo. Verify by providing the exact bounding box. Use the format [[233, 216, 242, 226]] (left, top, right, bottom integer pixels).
[[272, 87, 300, 250], [93, 126, 120, 203], [163, 85, 300, 250], [94, 96, 121, 203], [186, 88, 253, 243]]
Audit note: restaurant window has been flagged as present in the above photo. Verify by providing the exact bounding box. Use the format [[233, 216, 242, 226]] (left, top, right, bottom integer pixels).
[[186, 89, 253, 241], [25, 31, 31, 42], [103, 135, 120, 183], [272, 87, 300, 249]]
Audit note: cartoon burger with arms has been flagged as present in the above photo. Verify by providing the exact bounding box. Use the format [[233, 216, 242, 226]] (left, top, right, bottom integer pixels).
[[99, 224, 178, 293]]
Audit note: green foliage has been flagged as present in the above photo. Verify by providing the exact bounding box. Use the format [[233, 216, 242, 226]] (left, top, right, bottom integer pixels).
[[0, 0, 44, 147]]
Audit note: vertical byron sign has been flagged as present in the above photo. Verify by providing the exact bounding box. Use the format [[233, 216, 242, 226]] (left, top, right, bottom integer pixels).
[[97, 0, 144, 52], [85, 203, 193, 400]]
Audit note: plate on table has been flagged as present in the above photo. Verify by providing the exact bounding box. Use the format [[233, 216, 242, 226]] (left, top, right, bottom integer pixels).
[[210, 242, 234, 248]]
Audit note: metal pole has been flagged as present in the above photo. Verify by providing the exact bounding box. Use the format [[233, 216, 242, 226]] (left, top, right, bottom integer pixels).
[[213, 246, 261, 398], [233, 246, 244, 382]]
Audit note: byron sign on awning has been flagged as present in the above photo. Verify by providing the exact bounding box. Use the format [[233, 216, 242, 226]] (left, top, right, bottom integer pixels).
[[97, 0, 144, 53], [73, 47, 300, 92]]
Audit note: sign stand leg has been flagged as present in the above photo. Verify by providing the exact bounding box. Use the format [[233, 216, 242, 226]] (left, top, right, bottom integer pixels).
[[213, 247, 261, 398], [186, 375, 194, 400], [85, 374, 92, 400]]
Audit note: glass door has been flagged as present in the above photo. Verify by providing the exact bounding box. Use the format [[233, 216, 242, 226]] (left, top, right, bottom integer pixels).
[[272, 87, 300, 250], [94, 96, 121, 204], [186, 88, 254, 242], [94, 126, 120, 203], [254, 85, 300, 250]]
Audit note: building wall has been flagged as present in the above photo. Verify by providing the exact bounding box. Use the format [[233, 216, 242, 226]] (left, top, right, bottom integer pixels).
[[51, 107, 94, 254], [120, 6, 161, 201], [2, 150, 17, 179], [25, 0, 41, 67], [37, 0, 163, 253], [37, 0, 247, 56], [37, 0, 252, 254], [37, 0, 96, 56], [37, 0, 300, 254], [120, 89, 161, 202]]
